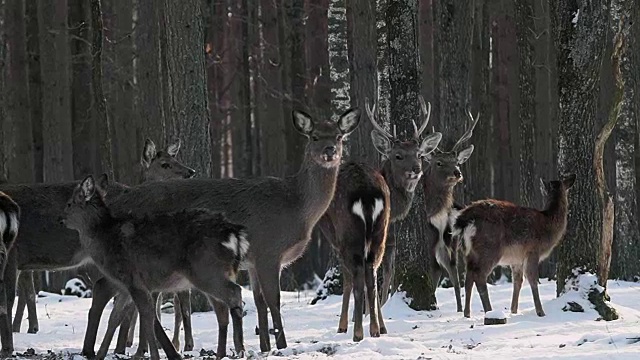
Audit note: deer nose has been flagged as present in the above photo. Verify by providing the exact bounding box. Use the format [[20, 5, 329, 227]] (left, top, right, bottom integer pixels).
[[412, 165, 421, 174], [454, 169, 462, 178], [187, 169, 196, 178], [323, 146, 337, 158]]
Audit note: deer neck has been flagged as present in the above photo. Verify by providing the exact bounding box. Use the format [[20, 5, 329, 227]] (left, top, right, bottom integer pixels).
[[290, 154, 340, 224], [543, 191, 570, 234], [380, 160, 415, 222], [423, 173, 455, 219], [75, 206, 116, 255]]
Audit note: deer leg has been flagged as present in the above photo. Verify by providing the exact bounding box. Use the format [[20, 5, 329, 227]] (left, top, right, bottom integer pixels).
[[114, 304, 136, 354], [24, 272, 38, 334], [209, 298, 229, 359], [127, 307, 138, 347], [510, 264, 524, 314], [0, 254, 17, 357], [134, 292, 162, 356], [463, 271, 474, 318], [364, 262, 380, 338], [96, 292, 132, 360], [11, 272, 27, 333], [379, 230, 396, 305], [249, 268, 270, 352], [128, 287, 161, 360], [475, 274, 493, 314], [351, 261, 365, 342], [177, 291, 194, 351], [82, 276, 117, 358], [525, 257, 545, 317], [440, 254, 463, 313], [172, 293, 182, 350], [338, 271, 352, 333], [377, 295, 387, 334], [257, 265, 287, 350]]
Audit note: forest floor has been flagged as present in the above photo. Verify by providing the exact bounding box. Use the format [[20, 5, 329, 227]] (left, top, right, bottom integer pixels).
[[11, 278, 640, 359]]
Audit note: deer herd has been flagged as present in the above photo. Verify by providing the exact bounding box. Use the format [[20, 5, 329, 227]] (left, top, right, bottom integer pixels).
[[0, 97, 576, 360]]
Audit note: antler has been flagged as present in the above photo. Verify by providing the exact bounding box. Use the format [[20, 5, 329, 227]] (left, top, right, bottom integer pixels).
[[365, 97, 394, 140], [451, 110, 480, 152], [412, 95, 432, 140]]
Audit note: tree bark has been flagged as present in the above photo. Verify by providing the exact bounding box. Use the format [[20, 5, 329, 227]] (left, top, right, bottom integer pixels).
[[5, 0, 35, 183], [306, 0, 331, 118], [90, 0, 115, 180], [387, 0, 437, 311], [328, 0, 350, 119], [552, 0, 617, 320], [162, 0, 211, 177], [612, 0, 640, 281], [38, 0, 74, 183], [0, 0, 5, 180], [70, 0, 97, 180]]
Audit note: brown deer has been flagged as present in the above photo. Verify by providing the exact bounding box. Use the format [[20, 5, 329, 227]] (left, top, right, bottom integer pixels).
[[422, 111, 479, 313], [453, 173, 576, 318], [106, 108, 361, 353], [62, 175, 247, 360], [0, 138, 194, 356], [315, 96, 442, 341]]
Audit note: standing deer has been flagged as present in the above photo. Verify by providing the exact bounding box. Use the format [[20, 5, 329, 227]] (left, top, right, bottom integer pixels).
[[62, 175, 247, 360], [315, 96, 442, 341], [454, 174, 576, 318], [389, 111, 479, 312], [106, 108, 361, 352], [0, 138, 194, 356]]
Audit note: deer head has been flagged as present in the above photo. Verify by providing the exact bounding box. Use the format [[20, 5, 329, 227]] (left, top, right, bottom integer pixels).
[[366, 96, 442, 193], [141, 138, 196, 181], [539, 173, 577, 200], [423, 110, 480, 188], [293, 108, 361, 168], [63, 175, 110, 232]]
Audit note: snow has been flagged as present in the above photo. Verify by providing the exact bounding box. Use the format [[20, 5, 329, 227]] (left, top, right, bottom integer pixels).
[[11, 279, 640, 359], [572, 9, 580, 26], [485, 310, 507, 320]]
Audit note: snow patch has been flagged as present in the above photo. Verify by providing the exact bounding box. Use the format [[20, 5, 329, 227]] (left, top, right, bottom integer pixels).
[[485, 309, 507, 320], [572, 9, 580, 26], [61, 278, 91, 298]]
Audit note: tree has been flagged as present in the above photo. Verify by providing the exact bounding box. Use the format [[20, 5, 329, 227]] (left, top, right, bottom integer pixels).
[[551, 0, 617, 320], [387, 0, 437, 310], [38, 0, 74, 183]]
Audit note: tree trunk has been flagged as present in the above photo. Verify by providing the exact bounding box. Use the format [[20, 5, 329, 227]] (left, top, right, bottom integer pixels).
[[205, 0, 225, 179], [135, 0, 166, 147], [70, 0, 97, 180], [229, 0, 250, 178], [286, 0, 307, 173], [259, 0, 287, 177], [0, 0, 5, 180], [5, 0, 34, 184], [612, 0, 640, 281], [90, 0, 115, 180], [38, 0, 74, 183], [162, 0, 211, 177], [306, 0, 331, 118], [387, 0, 436, 311], [328, 0, 350, 119], [552, 0, 617, 320]]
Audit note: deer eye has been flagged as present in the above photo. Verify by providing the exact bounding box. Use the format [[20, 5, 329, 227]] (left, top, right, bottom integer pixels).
[[436, 161, 443, 167], [161, 163, 171, 169], [395, 154, 403, 160], [336, 134, 343, 141]]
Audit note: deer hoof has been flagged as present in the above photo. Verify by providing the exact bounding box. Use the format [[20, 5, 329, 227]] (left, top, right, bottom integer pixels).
[[184, 340, 194, 352], [337, 327, 347, 333], [380, 326, 388, 335], [353, 333, 364, 342], [536, 310, 546, 317]]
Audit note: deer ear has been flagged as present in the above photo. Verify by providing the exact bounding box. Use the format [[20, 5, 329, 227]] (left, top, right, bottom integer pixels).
[[539, 178, 548, 197], [96, 173, 109, 198], [419, 132, 442, 157], [371, 130, 392, 156], [141, 138, 157, 167], [80, 176, 96, 202], [337, 108, 361, 135], [456, 145, 474, 164], [562, 173, 576, 189], [167, 138, 181, 157], [292, 110, 314, 136]]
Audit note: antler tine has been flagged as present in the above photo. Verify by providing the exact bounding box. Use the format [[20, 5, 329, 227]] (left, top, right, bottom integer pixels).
[[365, 97, 394, 139], [415, 95, 432, 139], [451, 109, 480, 152]]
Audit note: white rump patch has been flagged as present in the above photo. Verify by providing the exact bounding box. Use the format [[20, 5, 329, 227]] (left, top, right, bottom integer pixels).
[[0, 210, 6, 234], [462, 222, 477, 256], [352, 200, 365, 223], [223, 233, 240, 256], [429, 209, 449, 233], [237, 231, 250, 257], [9, 212, 18, 235], [372, 198, 384, 223]]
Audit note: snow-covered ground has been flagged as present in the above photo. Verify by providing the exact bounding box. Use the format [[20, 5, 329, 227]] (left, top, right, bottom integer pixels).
[[12, 279, 640, 359]]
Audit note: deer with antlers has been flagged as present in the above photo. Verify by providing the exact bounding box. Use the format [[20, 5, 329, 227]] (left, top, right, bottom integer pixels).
[[314, 95, 442, 341]]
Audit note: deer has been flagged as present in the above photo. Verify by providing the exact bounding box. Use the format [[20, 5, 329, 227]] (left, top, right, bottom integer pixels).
[[453, 174, 576, 319], [0, 192, 20, 281], [389, 110, 479, 312], [0, 138, 195, 357], [105, 108, 361, 353], [313, 96, 442, 341], [62, 174, 247, 360]]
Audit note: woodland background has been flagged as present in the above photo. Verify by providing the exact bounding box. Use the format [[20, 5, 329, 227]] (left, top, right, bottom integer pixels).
[[0, 0, 638, 312]]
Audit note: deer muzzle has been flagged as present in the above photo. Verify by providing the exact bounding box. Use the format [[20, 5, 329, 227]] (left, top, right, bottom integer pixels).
[[321, 146, 338, 162]]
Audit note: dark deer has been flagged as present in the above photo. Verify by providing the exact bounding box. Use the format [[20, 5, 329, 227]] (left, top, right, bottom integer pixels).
[[62, 175, 247, 360], [315, 96, 441, 341], [454, 174, 576, 318], [0, 192, 20, 280], [417, 111, 479, 313], [0, 139, 194, 356], [106, 108, 361, 352]]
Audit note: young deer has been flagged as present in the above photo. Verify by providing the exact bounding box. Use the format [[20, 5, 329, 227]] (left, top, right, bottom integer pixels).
[[0, 138, 194, 356], [315, 96, 442, 341], [63, 175, 247, 360], [106, 108, 361, 353], [453, 174, 576, 318], [419, 111, 479, 313]]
